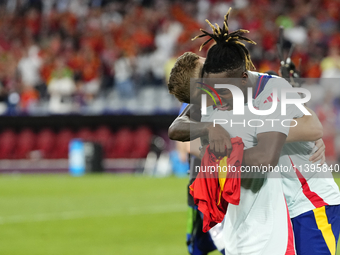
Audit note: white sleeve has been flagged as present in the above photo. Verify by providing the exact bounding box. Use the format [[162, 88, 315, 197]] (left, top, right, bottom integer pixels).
[[255, 79, 304, 136]]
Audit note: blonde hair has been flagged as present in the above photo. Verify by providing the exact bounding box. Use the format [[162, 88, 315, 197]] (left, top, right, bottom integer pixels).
[[168, 52, 201, 103]]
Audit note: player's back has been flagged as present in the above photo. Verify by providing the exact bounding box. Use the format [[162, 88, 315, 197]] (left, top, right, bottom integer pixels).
[[281, 141, 340, 218]]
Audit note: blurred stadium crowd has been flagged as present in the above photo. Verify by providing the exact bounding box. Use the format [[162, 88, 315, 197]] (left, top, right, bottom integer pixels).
[[0, 0, 340, 162], [0, 0, 339, 115]]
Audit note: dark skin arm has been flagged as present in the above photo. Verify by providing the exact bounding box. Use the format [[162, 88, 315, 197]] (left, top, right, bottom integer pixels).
[[168, 104, 233, 157], [170, 104, 324, 166], [168, 104, 201, 141], [198, 126, 286, 167], [242, 132, 287, 167]]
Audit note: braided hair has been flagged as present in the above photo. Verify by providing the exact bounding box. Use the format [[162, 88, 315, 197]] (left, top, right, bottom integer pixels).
[[192, 8, 256, 75]]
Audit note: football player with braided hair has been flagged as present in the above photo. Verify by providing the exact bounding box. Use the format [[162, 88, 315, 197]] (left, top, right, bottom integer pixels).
[[169, 8, 340, 255]]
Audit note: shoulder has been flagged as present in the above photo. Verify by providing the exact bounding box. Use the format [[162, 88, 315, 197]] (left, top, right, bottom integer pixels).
[[254, 76, 293, 106], [265, 76, 292, 89]]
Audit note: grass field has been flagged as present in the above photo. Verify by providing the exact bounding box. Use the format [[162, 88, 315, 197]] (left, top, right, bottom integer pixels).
[[0, 174, 339, 255]]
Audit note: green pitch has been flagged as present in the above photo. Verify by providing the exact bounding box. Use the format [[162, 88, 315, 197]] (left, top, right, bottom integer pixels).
[[0, 175, 339, 255]]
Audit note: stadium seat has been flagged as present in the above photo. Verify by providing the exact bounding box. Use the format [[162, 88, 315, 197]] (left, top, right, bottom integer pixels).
[[15, 128, 36, 159], [130, 126, 152, 158], [75, 128, 94, 141], [93, 125, 115, 158], [0, 129, 17, 159], [110, 127, 134, 158], [52, 129, 74, 159], [36, 128, 56, 159]]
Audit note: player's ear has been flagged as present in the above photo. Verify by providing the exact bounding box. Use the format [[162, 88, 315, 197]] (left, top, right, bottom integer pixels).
[[241, 71, 248, 86]]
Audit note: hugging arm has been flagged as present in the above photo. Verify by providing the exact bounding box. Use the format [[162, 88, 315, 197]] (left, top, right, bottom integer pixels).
[[286, 107, 323, 143], [242, 106, 324, 167], [168, 104, 233, 157], [286, 107, 325, 163], [242, 132, 287, 167], [169, 105, 324, 162], [168, 104, 204, 142]]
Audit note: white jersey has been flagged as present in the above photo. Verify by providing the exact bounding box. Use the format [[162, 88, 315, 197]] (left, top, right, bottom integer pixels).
[[251, 71, 340, 218], [202, 106, 293, 255]]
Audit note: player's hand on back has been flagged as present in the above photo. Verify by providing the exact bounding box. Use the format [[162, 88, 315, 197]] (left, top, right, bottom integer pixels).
[[309, 138, 326, 164], [207, 124, 232, 158]]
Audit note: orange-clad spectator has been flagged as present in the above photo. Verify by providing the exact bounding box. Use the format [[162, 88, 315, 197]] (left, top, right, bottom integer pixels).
[[132, 26, 154, 50], [323, 0, 340, 21], [25, 9, 41, 37], [262, 31, 276, 51], [46, 6, 61, 32], [20, 87, 39, 110], [258, 59, 279, 74], [81, 48, 101, 82], [67, 51, 84, 74], [59, 12, 78, 37], [305, 59, 322, 78], [291, 48, 309, 77], [79, 47, 101, 100], [81, 30, 104, 54], [40, 59, 55, 85]]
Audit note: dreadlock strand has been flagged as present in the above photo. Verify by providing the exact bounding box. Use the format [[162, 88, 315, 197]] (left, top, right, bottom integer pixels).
[[237, 35, 257, 45], [191, 28, 217, 43], [243, 54, 251, 70], [246, 54, 256, 70], [227, 38, 240, 44], [249, 58, 256, 70], [240, 46, 256, 70], [225, 7, 231, 26], [228, 30, 245, 37], [205, 19, 217, 35], [199, 38, 213, 51], [226, 7, 232, 19], [223, 22, 229, 34], [197, 7, 257, 72], [200, 29, 213, 36], [191, 34, 206, 41], [215, 23, 221, 35]]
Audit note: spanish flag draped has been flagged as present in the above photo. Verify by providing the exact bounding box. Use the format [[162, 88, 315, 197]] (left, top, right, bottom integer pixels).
[[189, 137, 244, 232]]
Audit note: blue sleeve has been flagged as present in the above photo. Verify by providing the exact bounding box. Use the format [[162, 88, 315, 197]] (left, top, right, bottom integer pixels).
[[179, 103, 189, 115]]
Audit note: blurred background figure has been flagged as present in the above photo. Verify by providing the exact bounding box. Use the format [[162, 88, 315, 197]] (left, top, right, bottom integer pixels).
[[48, 56, 76, 113], [315, 90, 338, 165], [114, 53, 136, 98]]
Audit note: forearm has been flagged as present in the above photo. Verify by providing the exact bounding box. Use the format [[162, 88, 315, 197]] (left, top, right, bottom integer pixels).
[[242, 146, 269, 167], [168, 117, 213, 142], [242, 146, 282, 168], [286, 107, 323, 143], [242, 132, 287, 167]]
